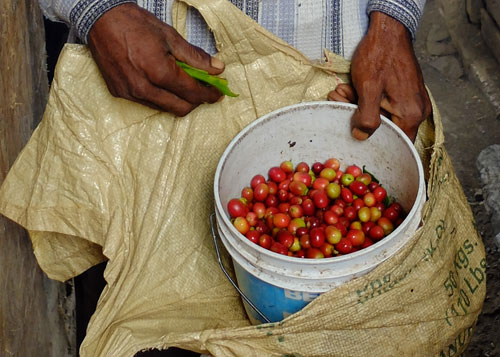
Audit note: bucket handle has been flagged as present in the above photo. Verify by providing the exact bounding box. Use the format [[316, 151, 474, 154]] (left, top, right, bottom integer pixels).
[[209, 212, 271, 324]]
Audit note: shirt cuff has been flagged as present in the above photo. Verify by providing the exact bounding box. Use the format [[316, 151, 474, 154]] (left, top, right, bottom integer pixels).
[[367, 0, 424, 40], [69, 0, 137, 43]]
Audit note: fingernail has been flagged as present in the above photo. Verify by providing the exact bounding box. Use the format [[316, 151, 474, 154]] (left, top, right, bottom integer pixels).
[[352, 128, 370, 141], [211, 57, 225, 70]]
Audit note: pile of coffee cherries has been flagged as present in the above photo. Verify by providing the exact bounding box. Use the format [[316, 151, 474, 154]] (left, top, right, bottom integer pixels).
[[226, 158, 406, 259]]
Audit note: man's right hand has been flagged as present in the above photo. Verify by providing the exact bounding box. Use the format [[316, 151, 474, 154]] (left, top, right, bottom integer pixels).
[[88, 3, 225, 116]]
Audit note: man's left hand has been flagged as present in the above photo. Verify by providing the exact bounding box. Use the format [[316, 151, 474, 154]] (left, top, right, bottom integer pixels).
[[328, 11, 432, 142]]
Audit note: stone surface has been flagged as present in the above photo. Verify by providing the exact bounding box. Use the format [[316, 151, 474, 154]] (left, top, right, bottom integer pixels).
[[427, 23, 451, 42], [438, 0, 500, 114], [417, 2, 500, 354], [495, 232, 500, 250], [486, 0, 500, 28], [476, 144, 500, 235], [428, 54, 464, 78], [467, 0, 483, 23], [426, 39, 457, 55], [426, 22, 457, 55], [481, 8, 500, 64]]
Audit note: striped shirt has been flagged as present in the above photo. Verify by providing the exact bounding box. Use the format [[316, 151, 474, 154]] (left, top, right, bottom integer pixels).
[[39, 0, 426, 60]]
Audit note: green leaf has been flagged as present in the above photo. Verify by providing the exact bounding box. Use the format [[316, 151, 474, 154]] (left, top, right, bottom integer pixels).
[[362, 165, 380, 183], [383, 195, 394, 207], [176, 61, 239, 97]]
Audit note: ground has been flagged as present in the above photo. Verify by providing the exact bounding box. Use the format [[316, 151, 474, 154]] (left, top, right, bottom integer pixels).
[[415, 0, 500, 355]]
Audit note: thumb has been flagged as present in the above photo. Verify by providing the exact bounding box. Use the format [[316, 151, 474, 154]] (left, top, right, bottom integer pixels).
[[351, 83, 383, 140], [169, 31, 225, 75]]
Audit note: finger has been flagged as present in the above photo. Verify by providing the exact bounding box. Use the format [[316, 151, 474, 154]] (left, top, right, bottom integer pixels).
[[378, 97, 392, 119], [380, 102, 418, 141], [327, 90, 351, 103], [126, 77, 197, 116], [391, 102, 426, 142], [380, 97, 393, 114], [381, 97, 429, 142], [165, 28, 225, 75], [336, 84, 357, 103], [328, 84, 357, 103], [351, 82, 383, 140], [351, 127, 371, 141], [145, 55, 223, 105], [392, 114, 417, 142]]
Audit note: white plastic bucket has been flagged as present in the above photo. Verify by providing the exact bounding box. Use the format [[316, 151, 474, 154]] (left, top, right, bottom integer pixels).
[[213, 101, 426, 325]]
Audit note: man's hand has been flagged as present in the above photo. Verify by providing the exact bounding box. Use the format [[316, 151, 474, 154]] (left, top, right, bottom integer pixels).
[[88, 3, 225, 116], [328, 12, 431, 142]]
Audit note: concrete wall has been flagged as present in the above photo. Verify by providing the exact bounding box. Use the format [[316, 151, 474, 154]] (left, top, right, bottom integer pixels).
[[0, 1, 75, 355]]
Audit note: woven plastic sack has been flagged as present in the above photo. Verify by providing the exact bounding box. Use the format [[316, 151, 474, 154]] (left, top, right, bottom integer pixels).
[[0, 0, 485, 355]]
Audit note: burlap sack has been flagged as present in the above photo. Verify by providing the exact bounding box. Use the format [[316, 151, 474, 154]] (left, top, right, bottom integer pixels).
[[0, 0, 485, 355]]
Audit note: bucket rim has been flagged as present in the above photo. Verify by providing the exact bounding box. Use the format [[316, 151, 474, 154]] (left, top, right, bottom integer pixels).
[[214, 101, 425, 266]]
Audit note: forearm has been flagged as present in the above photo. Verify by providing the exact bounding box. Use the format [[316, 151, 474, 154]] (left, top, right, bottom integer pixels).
[[367, 0, 426, 39], [39, 0, 136, 43]]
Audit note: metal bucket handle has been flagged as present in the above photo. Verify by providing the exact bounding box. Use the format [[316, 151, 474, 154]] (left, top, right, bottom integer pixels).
[[209, 212, 271, 324]]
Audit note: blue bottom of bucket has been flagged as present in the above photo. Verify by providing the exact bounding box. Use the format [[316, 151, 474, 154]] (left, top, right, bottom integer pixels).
[[233, 261, 321, 324]]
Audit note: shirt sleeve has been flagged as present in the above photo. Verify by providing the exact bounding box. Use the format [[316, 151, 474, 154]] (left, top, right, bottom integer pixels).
[[39, 0, 137, 43], [39, 0, 78, 23], [367, 0, 426, 39]]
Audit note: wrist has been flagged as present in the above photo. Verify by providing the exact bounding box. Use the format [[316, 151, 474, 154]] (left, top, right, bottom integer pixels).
[[366, 1, 423, 40], [71, 0, 137, 44], [366, 12, 412, 47]]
